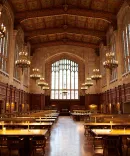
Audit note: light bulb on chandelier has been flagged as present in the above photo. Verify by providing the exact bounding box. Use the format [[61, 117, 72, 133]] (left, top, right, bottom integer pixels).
[[30, 68, 41, 81], [103, 51, 118, 74], [91, 69, 102, 83], [0, 23, 6, 38], [85, 77, 93, 88], [15, 51, 31, 73], [37, 77, 48, 89]]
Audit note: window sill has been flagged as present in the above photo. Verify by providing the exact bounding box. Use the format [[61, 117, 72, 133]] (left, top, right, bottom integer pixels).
[[102, 84, 107, 88], [122, 71, 130, 77], [23, 85, 28, 88], [110, 78, 117, 84], [0, 70, 9, 77], [13, 77, 21, 84]]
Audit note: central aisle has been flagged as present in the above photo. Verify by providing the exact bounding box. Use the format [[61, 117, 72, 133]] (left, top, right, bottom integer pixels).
[[45, 116, 93, 156]]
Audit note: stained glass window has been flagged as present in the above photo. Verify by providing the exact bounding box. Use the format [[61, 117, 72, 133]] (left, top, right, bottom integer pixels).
[[51, 59, 78, 99], [0, 8, 10, 72], [122, 14, 130, 74]]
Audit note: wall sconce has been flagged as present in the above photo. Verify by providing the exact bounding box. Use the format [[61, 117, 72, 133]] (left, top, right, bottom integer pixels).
[[117, 102, 120, 111], [11, 102, 14, 107], [109, 103, 111, 113], [22, 104, 24, 110], [6, 102, 9, 108]]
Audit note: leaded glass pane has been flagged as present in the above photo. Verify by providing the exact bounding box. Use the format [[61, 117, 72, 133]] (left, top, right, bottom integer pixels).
[[51, 59, 78, 99]]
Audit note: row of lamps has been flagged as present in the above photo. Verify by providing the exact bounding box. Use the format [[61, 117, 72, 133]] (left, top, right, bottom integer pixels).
[[30, 68, 49, 91], [81, 48, 118, 92], [0, 1, 118, 94], [14, 47, 49, 91]]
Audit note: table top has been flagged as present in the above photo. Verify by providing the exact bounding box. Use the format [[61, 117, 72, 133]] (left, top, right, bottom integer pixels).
[[36, 119, 55, 122], [0, 118, 35, 121], [84, 122, 130, 126], [91, 129, 130, 136], [0, 129, 48, 136], [71, 113, 88, 116], [14, 116, 57, 119], [44, 113, 59, 117], [0, 122, 52, 126], [90, 114, 130, 118]]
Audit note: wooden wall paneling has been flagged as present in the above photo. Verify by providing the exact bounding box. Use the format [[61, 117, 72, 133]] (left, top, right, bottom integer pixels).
[[115, 87, 118, 104], [15, 89, 19, 112], [18, 89, 21, 112], [40, 94, 45, 110], [80, 96, 85, 106], [50, 99, 81, 111], [121, 84, 126, 103], [0, 82, 7, 113], [29, 94, 42, 110], [9, 85, 13, 113], [101, 93, 105, 113], [45, 95, 50, 106], [125, 83, 130, 102], [118, 85, 123, 113]]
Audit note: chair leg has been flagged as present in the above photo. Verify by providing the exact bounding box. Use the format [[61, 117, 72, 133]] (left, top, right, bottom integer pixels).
[[126, 147, 128, 156]]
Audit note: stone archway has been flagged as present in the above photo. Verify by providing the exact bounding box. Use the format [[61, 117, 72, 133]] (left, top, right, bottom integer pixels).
[[45, 52, 85, 96]]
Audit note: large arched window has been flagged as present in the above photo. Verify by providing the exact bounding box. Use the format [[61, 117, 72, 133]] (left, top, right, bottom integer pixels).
[[13, 29, 23, 80], [0, 8, 10, 72], [51, 59, 78, 99], [109, 34, 117, 81], [122, 10, 130, 74]]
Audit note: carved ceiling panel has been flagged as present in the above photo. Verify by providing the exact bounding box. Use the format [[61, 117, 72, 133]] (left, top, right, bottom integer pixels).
[[91, 0, 122, 13], [29, 33, 100, 45], [8, 0, 123, 52], [21, 15, 109, 32]]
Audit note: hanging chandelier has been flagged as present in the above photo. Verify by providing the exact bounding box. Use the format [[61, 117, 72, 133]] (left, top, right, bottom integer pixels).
[[91, 69, 102, 82], [15, 51, 31, 73], [103, 51, 118, 74], [0, 23, 6, 38], [62, 84, 68, 95], [62, 89, 68, 94], [30, 68, 41, 81], [42, 85, 49, 90], [85, 77, 93, 88], [81, 84, 88, 90], [81, 85, 88, 94], [37, 77, 48, 89]]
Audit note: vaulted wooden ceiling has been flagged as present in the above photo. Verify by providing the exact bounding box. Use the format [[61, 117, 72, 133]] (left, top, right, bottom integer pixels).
[[8, 0, 124, 55]]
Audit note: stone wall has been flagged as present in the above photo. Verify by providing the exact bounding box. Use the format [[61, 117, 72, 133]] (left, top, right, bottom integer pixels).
[[30, 45, 100, 94]]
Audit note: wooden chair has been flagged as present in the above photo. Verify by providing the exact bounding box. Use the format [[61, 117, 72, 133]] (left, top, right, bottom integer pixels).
[[7, 136, 25, 156], [103, 136, 121, 156], [0, 137, 8, 156], [30, 136, 46, 156], [93, 136, 103, 151], [126, 137, 130, 156]]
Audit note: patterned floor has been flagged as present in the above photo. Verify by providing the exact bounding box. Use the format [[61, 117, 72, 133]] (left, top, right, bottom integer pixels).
[[45, 116, 95, 156], [1, 116, 128, 155]]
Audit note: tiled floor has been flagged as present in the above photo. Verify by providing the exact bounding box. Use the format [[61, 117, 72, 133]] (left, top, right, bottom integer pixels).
[[1, 116, 129, 155], [45, 116, 95, 156], [45, 116, 130, 156]]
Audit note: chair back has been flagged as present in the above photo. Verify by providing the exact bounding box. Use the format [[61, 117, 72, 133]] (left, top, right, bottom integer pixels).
[[7, 136, 24, 150]]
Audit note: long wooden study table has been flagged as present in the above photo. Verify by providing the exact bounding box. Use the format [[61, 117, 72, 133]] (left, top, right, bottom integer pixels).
[[0, 122, 53, 131], [84, 122, 130, 128], [91, 128, 130, 156], [0, 129, 48, 156]]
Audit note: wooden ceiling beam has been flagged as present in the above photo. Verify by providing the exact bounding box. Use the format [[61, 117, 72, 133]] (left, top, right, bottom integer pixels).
[[15, 8, 116, 24], [31, 41, 99, 50], [25, 27, 106, 40]]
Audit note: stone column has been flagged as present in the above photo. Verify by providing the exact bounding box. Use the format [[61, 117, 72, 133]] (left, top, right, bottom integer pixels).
[[8, 30, 18, 85]]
